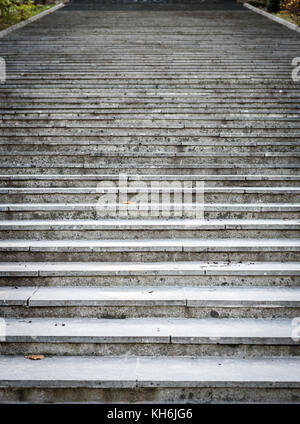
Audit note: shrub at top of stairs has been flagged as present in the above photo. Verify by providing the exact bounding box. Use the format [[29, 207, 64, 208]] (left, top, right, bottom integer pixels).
[[266, 0, 280, 12], [0, 0, 55, 29]]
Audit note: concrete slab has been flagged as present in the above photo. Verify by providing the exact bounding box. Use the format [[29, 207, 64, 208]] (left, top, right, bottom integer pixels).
[[0, 287, 36, 306], [5, 317, 171, 343], [29, 286, 187, 306], [0, 355, 137, 388], [0, 356, 299, 388], [1, 175, 299, 181], [135, 356, 300, 388], [0, 238, 299, 253], [0, 261, 299, 276], [24, 286, 300, 307], [0, 219, 299, 231], [3, 317, 298, 345]]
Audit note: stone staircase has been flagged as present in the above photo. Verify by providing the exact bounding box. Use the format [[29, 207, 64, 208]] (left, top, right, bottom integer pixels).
[[0, 0, 300, 403]]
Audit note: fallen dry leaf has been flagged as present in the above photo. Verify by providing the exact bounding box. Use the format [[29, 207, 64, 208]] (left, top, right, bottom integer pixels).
[[120, 200, 136, 205], [25, 355, 45, 360]]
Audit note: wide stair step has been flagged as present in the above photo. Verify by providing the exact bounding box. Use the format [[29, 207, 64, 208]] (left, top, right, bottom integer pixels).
[[0, 355, 299, 403], [0, 239, 299, 262], [0, 261, 298, 288], [1, 219, 299, 239], [0, 317, 299, 357], [1, 285, 300, 320]]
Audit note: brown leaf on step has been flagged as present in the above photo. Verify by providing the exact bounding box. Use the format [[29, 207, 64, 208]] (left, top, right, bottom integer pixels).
[[120, 200, 135, 205], [25, 355, 45, 360]]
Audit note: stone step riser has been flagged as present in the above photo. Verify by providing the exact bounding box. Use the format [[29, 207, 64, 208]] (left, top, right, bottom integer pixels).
[[2, 103, 300, 109], [1, 386, 299, 404], [2, 136, 299, 143], [4, 62, 298, 67], [2, 127, 300, 135], [2, 99, 299, 107], [1, 179, 298, 188], [4, 202, 300, 215], [1, 251, 298, 262], [4, 56, 298, 60], [3, 73, 298, 78], [3, 44, 299, 48], [1, 343, 299, 358], [6, 70, 299, 76], [1, 275, 298, 288], [6, 50, 299, 54], [2, 193, 299, 203], [2, 119, 299, 125], [1, 86, 299, 93], [3, 54, 298, 58], [5, 73, 297, 77], [2, 103, 299, 109], [1, 304, 299, 319], [2, 109, 300, 116], [2, 145, 299, 154], [2, 211, 298, 220], [1, 135, 299, 141], [0, 167, 298, 176], [1, 156, 299, 166], [2, 229, 299, 240], [4, 84, 300, 89]]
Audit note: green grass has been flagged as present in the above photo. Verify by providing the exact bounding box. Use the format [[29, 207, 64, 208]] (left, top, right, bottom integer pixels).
[[0, 3, 56, 31], [247, 1, 300, 27]]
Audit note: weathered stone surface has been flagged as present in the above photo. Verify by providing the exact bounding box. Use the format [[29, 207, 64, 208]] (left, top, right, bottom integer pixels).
[[0, 0, 299, 403], [0, 355, 300, 389], [3, 317, 299, 345]]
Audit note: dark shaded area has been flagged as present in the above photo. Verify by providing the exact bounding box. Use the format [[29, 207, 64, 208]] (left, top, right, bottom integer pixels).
[[63, 0, 244, 11]]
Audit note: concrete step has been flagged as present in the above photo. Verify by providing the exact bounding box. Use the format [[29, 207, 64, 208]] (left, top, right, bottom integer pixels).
[[0, 261, 298, 287], [8, 136, 292, 148], [1, 174, 299, 188], [1, 85, 299, 92], [1, 151, 299, 167], [2, 130, 300, 142], [10, 87, 299, 92], [2, 111, 300, 119], [1, 89, 300, 99], [2, 142, 298, 154], [3, 79, 293, 86], [1, 202, 298, 219], [1, 285, 300, 319], [3, 75, 298, 81], [2, 101, 299, 110], [3, 113, 300, 121], [1, 134, 299, 143], [7, 78, 293, 84], [0, 165, 297, 176], [2, 186, 299, 204], [3, 83, 299, 90], [0, 239, 299, 262], [1, 219, 299, 240], [0, 355, 299, 403], [5, 78, 297, 84], [0, 317, 299, 357]]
